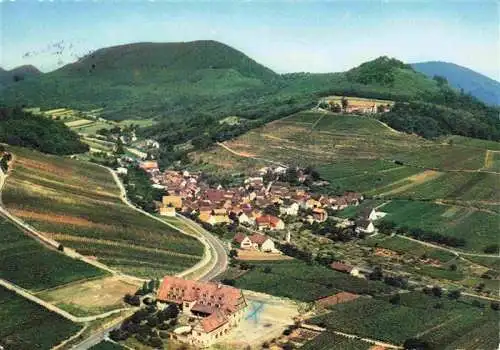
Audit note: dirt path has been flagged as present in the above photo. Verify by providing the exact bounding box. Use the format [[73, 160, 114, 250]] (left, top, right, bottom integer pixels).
[[374, 170, 443, 196], [217, 141, 287, 167], [397, 234, 500, 259], [414, 315, 462, 338], [302, 324, 403, 349]]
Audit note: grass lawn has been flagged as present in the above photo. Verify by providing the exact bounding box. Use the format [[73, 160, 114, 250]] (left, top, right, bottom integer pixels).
[[3, 146, 203, 279], [308, 292, 499, 348], [0, 286, 82, 350], [219, 260, 393, 302], [0, 217, 105, 291]]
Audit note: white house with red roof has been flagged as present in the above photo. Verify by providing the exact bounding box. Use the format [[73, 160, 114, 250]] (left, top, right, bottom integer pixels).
[[157, 276, 247, 348], [233, 232, 276, 252]]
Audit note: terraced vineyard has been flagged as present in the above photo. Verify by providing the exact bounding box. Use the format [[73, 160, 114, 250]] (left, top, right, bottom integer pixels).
[[3, 147, 203, 278], [302, 332, 369, 350], [218, 260, 392, 302], [0, 286, 81, 350], [0, 217, 105, 291], [380, 200, 498, 252], [196, 111, 499, 252], [309, 292, 499, 349]]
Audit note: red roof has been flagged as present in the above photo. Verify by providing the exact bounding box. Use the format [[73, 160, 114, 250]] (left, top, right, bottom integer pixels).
[[255, 215, 282, 227], [157, 276, 246, 314], [233, 232, 249, 244], [249, 233, 269, 245], [330, 262, 353, 273], [200, 309, 228, 333]]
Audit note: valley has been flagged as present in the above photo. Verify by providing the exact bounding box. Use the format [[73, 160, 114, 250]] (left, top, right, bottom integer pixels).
[[0, 28, 498, 350]]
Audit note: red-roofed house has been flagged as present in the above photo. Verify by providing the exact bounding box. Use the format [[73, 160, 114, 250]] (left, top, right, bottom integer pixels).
[[255, 215, 285, 231], [157, 276, 247, 348], [233, 233, 276, 252]]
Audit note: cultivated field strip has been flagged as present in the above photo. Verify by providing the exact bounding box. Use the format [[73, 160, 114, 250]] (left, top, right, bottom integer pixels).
[[3, 147, 204, 278], [0, 218, 105, 291], [0, 285, 82, 350]]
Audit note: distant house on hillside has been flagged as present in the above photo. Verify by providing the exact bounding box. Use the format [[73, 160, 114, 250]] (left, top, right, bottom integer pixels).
[[360, 208, 386, 221], [330, 262, 360, 277], [355, 219, 375, 234]]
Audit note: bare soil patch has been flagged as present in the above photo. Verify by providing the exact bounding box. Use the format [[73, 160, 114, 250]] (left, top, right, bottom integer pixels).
[[38, 276, 138, 311], [10, 209, 113, 231], [236, 250, 293, 261]]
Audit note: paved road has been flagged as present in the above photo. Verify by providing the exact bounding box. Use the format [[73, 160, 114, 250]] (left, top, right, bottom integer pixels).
[[174, 213, 229, 281]]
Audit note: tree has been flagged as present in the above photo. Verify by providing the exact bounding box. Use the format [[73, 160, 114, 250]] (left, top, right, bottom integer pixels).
[[433, 75, 448, 87], [57, 244, 64, 252], [115, 139, 125, 155], [490, 302, 499, 311], [368, 266, 383, 281], [448, 290, 461, 300], [0, 157, 8, 172], [431, 286, 442, 298], [341, 97, 349, 112], [161, 303, 179, 320], [229, 249, 238, 258], [389, 294, 401, 305], [403, 338, 430, 350], [149, 337, 163, 349], [483, 244, 499, 254], [263, 266, 272, 273], [449, 264, 457, 271]]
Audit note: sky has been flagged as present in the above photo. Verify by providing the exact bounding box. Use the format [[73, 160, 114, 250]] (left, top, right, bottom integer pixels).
[[1, 0, 499, 81]]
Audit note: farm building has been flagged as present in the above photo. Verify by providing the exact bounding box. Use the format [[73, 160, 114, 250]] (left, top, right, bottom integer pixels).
[[157, 276, 247, 348]]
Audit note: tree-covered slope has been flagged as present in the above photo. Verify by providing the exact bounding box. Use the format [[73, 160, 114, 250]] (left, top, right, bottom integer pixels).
[[0, 107, 89, 154], [0, 41, 279, 120], [412, 61, 500, 106], [0, 65, 41, 88]]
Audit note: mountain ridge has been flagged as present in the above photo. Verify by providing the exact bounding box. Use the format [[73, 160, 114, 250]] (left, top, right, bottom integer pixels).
[[411, 61, 500, 106]]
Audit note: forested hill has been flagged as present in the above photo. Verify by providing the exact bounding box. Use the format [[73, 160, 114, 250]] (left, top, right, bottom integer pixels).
[[0, 107, 88, 155], [0, 65, 41, 88], [412, 61, 500, 106], [1, 42, 499, 157]]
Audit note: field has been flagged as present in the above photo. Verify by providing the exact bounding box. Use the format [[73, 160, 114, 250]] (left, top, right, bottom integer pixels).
[[0, 217, 105, 291], [0, 286, 81, 350], [301, 332, 369, 350], [206, 111, 488, 172], [379, 200, 498, 252], [218, 260, 393, 302], [362, 235, 456, 263], [3, 147, 204, 278], [308, 292, 499, 349], [37, 276, 138, 316]]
